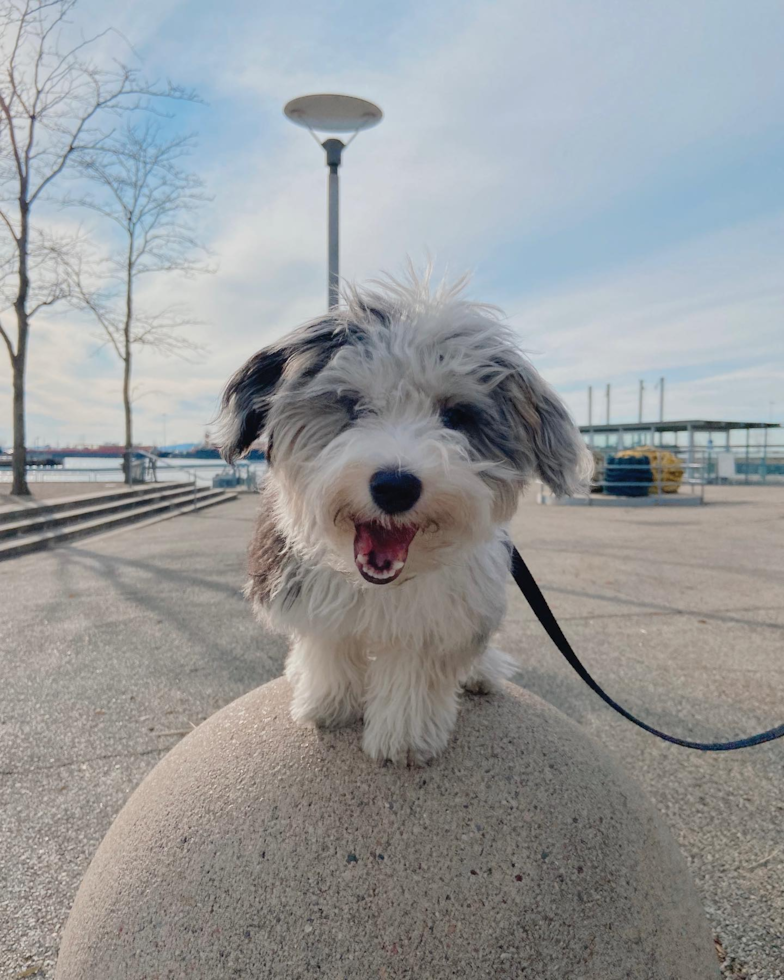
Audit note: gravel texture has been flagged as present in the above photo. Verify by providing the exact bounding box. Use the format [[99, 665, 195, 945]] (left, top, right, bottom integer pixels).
[[1, 485, 782, 979]]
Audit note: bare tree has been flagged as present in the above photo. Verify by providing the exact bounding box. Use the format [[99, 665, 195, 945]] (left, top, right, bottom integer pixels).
[[66, 121, 210, 481], [0, 0, 196, 495]]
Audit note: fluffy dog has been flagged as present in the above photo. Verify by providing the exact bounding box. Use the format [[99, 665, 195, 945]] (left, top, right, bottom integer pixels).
[[219, 272, 590, 764]]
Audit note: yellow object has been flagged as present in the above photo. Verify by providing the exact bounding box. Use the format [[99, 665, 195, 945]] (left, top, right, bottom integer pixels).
[[617, 446, 684, 493]]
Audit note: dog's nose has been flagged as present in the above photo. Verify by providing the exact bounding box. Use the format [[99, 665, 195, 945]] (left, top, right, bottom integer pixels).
[[369, 469, 422, 514]]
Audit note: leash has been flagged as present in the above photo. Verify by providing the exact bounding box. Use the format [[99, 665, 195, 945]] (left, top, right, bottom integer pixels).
[[509, 545, 784, 751]]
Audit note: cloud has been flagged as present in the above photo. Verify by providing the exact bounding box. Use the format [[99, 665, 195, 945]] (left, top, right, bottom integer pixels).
[[2, 0, 783, 446]]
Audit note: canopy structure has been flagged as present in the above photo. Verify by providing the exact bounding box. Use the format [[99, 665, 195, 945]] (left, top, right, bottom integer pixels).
[[579, 419, 779, 436], [579, 419, 783, 486]]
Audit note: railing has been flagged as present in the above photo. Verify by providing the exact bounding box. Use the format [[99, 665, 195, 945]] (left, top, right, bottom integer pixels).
[[0, 452, 261, 490], [133, 450, 211, 486], [701, 444, 784, 485], [539, 445, 708, 505], [134, 451, 261, 491], [0, 463, 126, 483], [590, 448, 706, 503]]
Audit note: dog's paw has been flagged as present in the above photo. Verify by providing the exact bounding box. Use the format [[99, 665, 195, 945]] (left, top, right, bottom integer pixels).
[[462, 647, 517, 695], [362, 714, 451, 767], [290, 696, 362, 730], [461, 675, 497, 695], [361, 724, 410, 766]]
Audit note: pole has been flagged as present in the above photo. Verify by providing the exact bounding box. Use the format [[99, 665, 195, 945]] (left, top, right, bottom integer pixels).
[[323, 138, 344, 309], [638, 380, 644, 424], [605, 383, 610, 426], [587, 386, 594, 447], [745, 427, 750, 485]]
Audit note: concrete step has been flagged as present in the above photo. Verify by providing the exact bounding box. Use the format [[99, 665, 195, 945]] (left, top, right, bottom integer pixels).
[[0, 483, 205, 541], [0, 488, 237, 561], [0, 482, 194, 525]]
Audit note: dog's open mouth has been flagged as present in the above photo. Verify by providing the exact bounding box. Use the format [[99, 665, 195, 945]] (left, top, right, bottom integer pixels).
[[353, 521, 417, 584]]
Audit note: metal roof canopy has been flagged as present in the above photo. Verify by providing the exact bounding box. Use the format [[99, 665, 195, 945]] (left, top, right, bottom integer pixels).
[[580, 419, 780, 434]]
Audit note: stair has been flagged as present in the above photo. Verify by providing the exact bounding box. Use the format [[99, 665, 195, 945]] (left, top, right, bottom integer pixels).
[[0, 482, 238, 560]]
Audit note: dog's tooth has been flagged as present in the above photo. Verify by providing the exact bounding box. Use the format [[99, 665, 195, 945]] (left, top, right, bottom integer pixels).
[[391, 560, 404, 571]]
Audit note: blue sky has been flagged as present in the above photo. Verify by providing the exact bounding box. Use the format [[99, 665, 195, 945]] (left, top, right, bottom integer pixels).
[[2, 0, 783, 447]]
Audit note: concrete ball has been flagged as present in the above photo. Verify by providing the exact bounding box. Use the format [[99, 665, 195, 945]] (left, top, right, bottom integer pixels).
[[57, 678, 719, 979]]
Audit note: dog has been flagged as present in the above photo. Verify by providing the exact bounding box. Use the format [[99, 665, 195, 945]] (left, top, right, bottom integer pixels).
[[219, 271, 590, 765]]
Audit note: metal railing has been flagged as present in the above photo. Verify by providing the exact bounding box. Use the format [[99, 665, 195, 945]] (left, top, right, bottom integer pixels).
[[133, 450, 210, 486], [0, 452, 260, 489], [590, 447, 706, 503], [701, 443, 784, 485], [0, 463, 126, 484], [539, 445, 708, 505]]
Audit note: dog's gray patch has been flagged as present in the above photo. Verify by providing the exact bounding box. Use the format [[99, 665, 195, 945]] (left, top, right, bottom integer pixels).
[[247, 482, 292, 608]]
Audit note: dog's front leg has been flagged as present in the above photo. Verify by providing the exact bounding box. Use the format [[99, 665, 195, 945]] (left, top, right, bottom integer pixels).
[[286, 634, 366, 728], [362, 648, 469, 765]]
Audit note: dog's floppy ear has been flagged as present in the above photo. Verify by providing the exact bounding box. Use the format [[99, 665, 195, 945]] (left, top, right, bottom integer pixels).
[[498, 357, 591, 497], [219, 345, 288, 463], [218, 317, 354, 463]]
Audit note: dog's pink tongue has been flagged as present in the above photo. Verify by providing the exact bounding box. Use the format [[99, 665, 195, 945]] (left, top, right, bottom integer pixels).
[[354, 522, 416, 574]]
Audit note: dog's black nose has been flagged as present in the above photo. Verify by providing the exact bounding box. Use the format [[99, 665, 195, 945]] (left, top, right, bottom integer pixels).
[[369, 469, 422, 514]]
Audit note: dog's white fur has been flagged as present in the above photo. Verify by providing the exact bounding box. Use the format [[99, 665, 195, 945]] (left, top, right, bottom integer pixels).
[[219, 270, 590, 764]]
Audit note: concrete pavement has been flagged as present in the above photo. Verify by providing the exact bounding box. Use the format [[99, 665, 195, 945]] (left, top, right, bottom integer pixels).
[[1, 486, 782, 979], [502, 486, 784, 980]]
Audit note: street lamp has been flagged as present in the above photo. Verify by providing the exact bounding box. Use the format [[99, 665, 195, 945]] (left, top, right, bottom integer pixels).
[[284, 94, 383, 309]]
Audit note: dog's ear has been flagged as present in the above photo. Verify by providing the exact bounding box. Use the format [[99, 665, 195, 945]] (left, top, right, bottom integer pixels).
[[218, 317, 355, 463], [218, 346, 288, 463], [497, 357, 591, 497]]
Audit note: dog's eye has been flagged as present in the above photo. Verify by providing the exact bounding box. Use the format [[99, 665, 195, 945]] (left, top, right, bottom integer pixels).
[[440, 403, 476, 431], [337, 394, 361, 421]]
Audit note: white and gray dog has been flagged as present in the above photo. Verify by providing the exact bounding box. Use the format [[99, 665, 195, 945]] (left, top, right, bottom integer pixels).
[[219, 272, 590, 765]]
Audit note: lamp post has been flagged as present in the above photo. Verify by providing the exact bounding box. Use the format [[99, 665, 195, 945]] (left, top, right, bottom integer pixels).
[[284, 94, 383, 309]]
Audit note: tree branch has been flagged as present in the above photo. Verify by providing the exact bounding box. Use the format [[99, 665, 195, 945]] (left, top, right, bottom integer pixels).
[[0, 317, 16, 362], [0, 206, 18, 242], [0, 90, 24, 178]]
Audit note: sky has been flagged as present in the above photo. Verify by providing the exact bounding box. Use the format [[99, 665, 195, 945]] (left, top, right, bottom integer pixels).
[[1, 0, 783, 448]]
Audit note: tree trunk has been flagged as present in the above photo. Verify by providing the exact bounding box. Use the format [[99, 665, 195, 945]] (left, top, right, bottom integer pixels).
[[122, 348, 132, 485], [122, 245, 134, 485], [11, 345, 29, 496], [12, 201, 31, 496]]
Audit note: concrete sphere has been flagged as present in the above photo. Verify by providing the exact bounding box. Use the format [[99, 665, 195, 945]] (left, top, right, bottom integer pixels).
[[57, 678, 719, 979]]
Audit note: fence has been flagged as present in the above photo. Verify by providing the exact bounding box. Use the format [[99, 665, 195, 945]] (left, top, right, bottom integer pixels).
[[0, 454, 264, 490], [702, 443, 784, 485], [591, 446, 705, 502], [538, 444, 707, 505]]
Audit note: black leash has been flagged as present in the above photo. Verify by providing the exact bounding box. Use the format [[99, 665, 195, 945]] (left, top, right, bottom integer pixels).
[[510, 545, 784, 751]]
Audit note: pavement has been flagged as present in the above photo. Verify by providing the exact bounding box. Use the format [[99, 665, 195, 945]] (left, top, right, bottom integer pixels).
[[1, 485, 782, 979]]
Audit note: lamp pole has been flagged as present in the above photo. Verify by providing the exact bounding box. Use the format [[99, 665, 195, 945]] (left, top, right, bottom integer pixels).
[[284, 94, 383, 311], [323, 138, 343, 308]]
